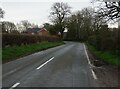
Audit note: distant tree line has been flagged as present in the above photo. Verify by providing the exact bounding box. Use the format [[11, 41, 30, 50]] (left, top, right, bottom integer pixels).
[[1, 20, 40, 34], [1, 1, 120, 53], [48, 2, 120, 54]]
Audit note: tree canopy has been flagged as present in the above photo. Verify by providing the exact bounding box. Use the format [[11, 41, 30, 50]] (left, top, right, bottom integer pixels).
[[50, 2, 71, 37], [95, 1, 120, 21]]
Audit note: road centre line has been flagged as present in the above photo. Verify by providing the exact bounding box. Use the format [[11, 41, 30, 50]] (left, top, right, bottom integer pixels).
[[36, 57, 54, 70], [9, 82, 20, 89], [9, 57, 54, 88], [83, 44, 97, 80]]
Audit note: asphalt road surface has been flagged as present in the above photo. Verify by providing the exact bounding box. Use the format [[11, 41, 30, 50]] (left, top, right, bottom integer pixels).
[[3, 42, 99, 88]]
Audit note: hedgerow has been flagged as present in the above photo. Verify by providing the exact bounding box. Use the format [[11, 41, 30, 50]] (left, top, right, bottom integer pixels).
[[88, 28, 120, 53], [2, 33, 61, 47]]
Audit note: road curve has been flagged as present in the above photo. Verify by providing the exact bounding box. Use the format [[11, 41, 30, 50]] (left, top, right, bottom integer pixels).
[[3, 41, 98, 87]]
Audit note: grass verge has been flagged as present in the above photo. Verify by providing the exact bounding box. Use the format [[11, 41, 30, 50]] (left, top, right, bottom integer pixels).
[[86, 43, 120, 66], [2, 41, 64, 63]]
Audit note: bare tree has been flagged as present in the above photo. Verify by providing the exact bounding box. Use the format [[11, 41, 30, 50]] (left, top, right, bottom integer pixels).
[[95, 1, 120, 21], [0, 8, 5, 33], [20, 20, 31, 30], [50, 2, 71, 37], [2, 21, 16, 33], [16, 23, 25, 33], [31, 23, 38, 28], [0, 8, 5, 19]]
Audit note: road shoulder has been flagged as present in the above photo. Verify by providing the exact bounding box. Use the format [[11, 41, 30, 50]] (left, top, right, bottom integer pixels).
[[86, 45, 120, 87]]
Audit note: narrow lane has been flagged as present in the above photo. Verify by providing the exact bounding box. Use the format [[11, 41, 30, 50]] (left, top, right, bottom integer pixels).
[[3, 42, 98, 87]]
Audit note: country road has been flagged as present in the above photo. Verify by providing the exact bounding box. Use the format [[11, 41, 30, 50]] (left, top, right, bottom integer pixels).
[[3, 42, 99, 88]]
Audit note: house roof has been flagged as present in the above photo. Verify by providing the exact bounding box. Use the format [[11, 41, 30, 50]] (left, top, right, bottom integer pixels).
[[39, 28, 48, 32], [26, 27, 48, 34], [26, 28, 41, 33]]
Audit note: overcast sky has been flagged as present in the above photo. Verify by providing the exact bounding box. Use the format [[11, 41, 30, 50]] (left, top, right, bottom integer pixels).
[[0, 0, 118, 28]]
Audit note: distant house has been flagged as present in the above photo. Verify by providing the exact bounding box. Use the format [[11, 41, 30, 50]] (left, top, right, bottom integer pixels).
[[38, 28, 49, 36], [25, 27, 49, 36], [25, 28, 40, 35], [63, 28, 68, 39]]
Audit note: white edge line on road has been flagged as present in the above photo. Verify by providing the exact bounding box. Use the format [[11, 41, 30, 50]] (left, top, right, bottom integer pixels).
[[83, 44, 91, 66], [36, 57, 54, 70], [9, 82, 20, 89], [91, 69, 97, 80], [83, 44, 97, 80]]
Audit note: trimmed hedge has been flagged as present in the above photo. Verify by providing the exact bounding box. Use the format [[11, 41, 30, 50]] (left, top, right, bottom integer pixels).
[[2, 34, 61, 47]]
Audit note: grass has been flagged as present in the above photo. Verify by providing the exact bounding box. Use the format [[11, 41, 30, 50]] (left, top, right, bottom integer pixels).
[[2, 41, 64, 63], [86, 43, 120, 66]]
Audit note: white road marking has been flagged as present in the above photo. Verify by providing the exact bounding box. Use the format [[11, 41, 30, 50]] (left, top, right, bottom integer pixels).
[[83, 44, 97, 80], [83, 44, 92, 66], [91, 69, 97, 80], [9, 82, 20, 89], [9, 57, 54, 88], [36, 57, 54, 70]]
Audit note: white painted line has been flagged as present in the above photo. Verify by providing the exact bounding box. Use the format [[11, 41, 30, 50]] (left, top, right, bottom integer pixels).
[[36, 57, 54, 70], [9, 82, 20, 89], [83, 44, 97, 80], [83, 44, 92, 66], [91, 69, 97, 80]]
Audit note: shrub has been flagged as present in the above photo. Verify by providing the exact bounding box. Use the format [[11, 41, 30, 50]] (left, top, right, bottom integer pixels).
[[88, 35, 102, 50], [2, 33, 61, 47]]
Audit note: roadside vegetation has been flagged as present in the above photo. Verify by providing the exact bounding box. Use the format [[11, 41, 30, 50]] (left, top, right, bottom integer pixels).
[[2, 41, 64, 63], [2, 33, 63, 63], [87, 43, 120, 66], [46, 2, 119, 66], [2, 33, 61, 47], [1, 1, 120, 66]]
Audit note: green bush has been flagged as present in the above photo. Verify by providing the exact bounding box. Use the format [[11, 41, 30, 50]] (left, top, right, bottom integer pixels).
[[2, 34, 61, 47], [87, 43, 120, 66], [88, 33, 119, 52], [88, 35, 102, 50]]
